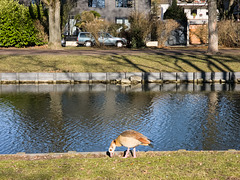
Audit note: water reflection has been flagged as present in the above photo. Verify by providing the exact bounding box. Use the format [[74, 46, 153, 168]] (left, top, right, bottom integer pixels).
[[0, 84, 239, 154]]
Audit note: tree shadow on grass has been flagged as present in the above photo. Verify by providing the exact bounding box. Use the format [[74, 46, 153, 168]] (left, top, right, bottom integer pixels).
[[98, 55, 161, 72], [99, 52, 240, 82], [131, 54, 204, 72]]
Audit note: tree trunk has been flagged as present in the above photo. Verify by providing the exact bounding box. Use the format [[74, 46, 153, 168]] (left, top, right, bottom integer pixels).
[[207, 0, 218, 54], [42, 0, 61, 49]]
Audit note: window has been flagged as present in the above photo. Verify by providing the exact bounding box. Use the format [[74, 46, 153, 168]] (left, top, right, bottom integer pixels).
[[191, 9, 197, 15], [80, 33, 91, 38], [116, 18, 130, 29], [88, 0, 105, 8], [116, 0, 133, 8], [116, 19, 123, 24], [99, 33, 112, 38]]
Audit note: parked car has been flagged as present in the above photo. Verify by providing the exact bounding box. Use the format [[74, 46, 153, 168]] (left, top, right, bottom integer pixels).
[[77, 32, 127, 47]]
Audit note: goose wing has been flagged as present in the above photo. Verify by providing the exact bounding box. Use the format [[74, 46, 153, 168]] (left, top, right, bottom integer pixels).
[[120, 130, 151, 145]]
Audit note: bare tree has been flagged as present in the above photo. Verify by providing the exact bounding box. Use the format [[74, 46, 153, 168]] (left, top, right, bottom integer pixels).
[[217, 0, 238, 20], [84, 19, 110, 47], [41, 0, 61, 49], [207, 0, 218, 54], [156, 20, 180, 48], [129, 11, 152, 48], [75, 11, 109, 47], [218, 20, 238, 47]]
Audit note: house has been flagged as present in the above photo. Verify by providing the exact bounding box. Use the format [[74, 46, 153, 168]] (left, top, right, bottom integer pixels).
[[156, 0, 187, 46], [65, 0, 151, 35], [177, 0, 208, 45], [150, 0, 208, 46], [158, 0, 171, 20]]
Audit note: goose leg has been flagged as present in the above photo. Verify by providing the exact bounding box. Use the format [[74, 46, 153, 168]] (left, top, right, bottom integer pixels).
[[133, 147, 136, 158], [123, 148, 130, 158]]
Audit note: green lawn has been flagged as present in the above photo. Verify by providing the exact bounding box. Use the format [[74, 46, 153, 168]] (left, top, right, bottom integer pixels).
[[0, 53, 239, 73], [0, 151, 239, 179]]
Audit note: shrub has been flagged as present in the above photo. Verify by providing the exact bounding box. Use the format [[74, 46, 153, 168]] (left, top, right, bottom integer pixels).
[[128, 11, 151, 48], [0, 0, 46, 47], [75, 11, 108, 47], [34, 20, 49, 43], [75, 11, 101, 29], [75, 11, 111, 47], [29, 3, 48, 43], [156, 19, 180, 47], [107, 23, 123, 37], [84, 19, 110, 47], [218, 20, 238, 47]]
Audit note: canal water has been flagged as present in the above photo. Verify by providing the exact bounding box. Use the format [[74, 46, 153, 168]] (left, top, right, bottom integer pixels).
[[0, 83, 239, 154]]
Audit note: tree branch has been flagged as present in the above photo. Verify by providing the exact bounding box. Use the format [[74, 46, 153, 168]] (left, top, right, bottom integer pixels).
[[40, 0, 50, 6]]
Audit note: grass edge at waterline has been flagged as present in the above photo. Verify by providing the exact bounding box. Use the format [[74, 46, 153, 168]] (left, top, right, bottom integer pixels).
[[0, 151, 239, 179]]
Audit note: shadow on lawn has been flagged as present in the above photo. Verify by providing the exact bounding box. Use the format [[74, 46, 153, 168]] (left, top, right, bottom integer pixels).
[[110, 53, 238, 73]]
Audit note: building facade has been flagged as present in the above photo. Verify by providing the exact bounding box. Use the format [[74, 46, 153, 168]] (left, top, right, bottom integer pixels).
[[63, 0, 151, 35], [177, 0, 208, 45], [69, 0, 151, 23], [158, 0, 208, 45]]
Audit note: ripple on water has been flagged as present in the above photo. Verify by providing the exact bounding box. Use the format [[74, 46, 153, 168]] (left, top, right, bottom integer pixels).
[[0, 89, 240, 154]]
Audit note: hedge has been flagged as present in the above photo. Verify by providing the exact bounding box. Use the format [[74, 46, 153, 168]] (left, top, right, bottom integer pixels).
[[0, 0, 45, 47]]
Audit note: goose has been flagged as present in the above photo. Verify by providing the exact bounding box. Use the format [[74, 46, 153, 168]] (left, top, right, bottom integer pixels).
[[108, 130, 153, 158]]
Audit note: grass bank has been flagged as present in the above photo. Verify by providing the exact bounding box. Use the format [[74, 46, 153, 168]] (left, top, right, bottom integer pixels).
[[0, 151, 239, 179], [0, 53, 239, 73]]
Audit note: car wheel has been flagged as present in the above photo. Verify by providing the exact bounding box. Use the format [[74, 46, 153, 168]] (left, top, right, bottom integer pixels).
[[85, 41, 92, 47], [116, 41, 123, 48]]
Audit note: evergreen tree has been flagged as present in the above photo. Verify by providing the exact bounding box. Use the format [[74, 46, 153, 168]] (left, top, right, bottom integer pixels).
[[164, 0, 187, 22], [0, 0, 44, 47]]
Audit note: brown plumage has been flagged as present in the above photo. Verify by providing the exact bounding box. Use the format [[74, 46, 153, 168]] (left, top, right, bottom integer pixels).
[[108, 130, 153, 158]]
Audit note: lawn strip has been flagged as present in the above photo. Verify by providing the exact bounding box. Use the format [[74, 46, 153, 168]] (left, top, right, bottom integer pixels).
[[0, 54, 239, 73], [0, 151, 239, 179]]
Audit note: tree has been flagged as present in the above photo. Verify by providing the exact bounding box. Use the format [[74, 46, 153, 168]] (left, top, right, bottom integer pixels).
[[218, 20, 238, 47], [61, 0, 79, 34], [164, 0, 187, 22], [0, 0, 45, 47], [75, 11, 109, 47], [207, 0, 219, 54], [156, 20, 180, 48], [150, 1, 180, 47], [75, 10, 101, 29], [41, 0, 61, 49], [217, 0, 238, 20], [128, 11, 152, 48]]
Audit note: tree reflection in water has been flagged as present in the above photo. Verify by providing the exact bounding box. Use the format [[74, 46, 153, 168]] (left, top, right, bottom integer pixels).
[[0, 83, 239, 154]]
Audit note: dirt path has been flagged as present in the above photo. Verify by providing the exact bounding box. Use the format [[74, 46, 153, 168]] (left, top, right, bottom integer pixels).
[[0, 47, 239, 56]]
